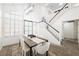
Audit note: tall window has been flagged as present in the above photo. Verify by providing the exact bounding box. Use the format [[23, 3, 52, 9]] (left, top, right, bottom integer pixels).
[[2, 12, 23, 37], [24, 20, 33, 36]]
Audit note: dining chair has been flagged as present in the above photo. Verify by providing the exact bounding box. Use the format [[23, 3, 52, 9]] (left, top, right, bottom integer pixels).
[[32, 42, 50, 56], [20, 37, 30, 56]]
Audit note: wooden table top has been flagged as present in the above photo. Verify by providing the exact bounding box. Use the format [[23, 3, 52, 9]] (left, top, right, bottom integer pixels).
[[24, 39, 37, 48], [24, 37, 48, 48]]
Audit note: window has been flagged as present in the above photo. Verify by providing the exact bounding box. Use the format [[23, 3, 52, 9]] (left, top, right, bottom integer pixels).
[[24, 21, 33, 36], [2, 12, 23, 37]]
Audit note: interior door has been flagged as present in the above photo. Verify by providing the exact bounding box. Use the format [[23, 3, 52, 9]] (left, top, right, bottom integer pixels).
[[63, 22, 75, 40]]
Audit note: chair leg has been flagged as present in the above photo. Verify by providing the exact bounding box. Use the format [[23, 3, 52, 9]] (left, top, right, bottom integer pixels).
[[23, 51, 24, 56], [21, 50, 24, 56], [46, 51, 48, 56], [21, 50, 23, 56], [24, 51, 26, 56], [26, 52, 27, 56]]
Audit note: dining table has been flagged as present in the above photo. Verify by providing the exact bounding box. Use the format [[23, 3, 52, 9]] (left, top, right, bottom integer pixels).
[[24, 37, 48, 56]]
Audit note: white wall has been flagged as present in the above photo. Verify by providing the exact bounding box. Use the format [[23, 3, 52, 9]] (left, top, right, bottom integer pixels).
[[78, 22, 79, 43], [1, 36, 21, 46], [0, 4, 2, 37]]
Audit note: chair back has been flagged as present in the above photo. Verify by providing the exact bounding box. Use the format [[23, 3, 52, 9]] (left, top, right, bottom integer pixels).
[[35, 42, 50, 54]]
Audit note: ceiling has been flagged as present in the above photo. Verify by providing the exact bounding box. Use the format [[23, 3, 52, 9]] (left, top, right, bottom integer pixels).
[[2, 3, 79, 15], [26, 3, 65, 11]]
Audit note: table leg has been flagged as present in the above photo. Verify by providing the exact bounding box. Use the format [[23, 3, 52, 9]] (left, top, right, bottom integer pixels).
[[30, 47, 32, 56], [46, 51, 48, 56]]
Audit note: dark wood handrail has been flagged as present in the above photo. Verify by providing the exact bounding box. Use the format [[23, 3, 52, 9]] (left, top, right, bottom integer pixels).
[[24, 20, 43, 23], [49, 3, 68, 23], [45, 3, 68, 38], [47, 27, 59, 41], [43, 19, 59, 33], [46, 22, 59, 33]]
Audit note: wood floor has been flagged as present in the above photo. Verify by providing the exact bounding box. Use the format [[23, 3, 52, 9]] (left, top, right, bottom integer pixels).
[[49, 39, 79, 56], [0, 43, 22, 56], [0, 39, 79, 56]]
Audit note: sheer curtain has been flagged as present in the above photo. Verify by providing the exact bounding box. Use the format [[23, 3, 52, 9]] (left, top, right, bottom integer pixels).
[[0, 4, 25, 47], [0, 4, 2, 49], [2, 4, 24, 37]]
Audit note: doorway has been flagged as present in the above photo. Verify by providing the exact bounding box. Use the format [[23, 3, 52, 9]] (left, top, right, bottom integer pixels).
[[63, 20, 78, 43]]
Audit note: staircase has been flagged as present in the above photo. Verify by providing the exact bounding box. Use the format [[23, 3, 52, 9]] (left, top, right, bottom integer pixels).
[[42, 3, 68, 42]]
